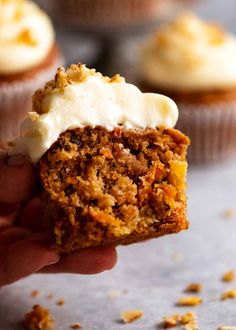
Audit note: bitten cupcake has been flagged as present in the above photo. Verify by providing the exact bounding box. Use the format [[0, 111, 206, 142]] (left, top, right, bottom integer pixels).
[[0, 0, 64, 145], [139, 13, 236, 162]]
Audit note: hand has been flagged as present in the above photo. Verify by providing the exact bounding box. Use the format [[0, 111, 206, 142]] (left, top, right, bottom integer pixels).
[[0, 154, 117, 286]]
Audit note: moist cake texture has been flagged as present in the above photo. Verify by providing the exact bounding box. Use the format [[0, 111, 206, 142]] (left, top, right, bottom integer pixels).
[[12, 64, 189, 253], [39, 125, 189, 253]]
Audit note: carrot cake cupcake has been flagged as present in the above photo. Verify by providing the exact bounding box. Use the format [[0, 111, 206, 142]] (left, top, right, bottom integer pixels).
[[12, 64, 189, 253], [0, 0, 64, 146], [139, 13, 236, 162]]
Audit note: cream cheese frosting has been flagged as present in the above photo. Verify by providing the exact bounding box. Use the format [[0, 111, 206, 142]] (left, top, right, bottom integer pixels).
[[140, 13, 236, 91], [11, 64, 179, 163], [0, 0, 55, 74]]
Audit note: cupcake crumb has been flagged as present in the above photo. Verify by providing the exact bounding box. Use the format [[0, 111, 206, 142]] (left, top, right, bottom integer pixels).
[[162, 312, 198, 329], [184, 283, 202, 293], [70, 323, 82, 329], [108, 290, 122, 299], [221, 289, 236, 300], [176, 296, 202, 306], [217, 327, 236, 330], [30, 290, 39, 298], [121, 309, 144, 323], [46, 293, 54, 300], [222, 271, 235, 282], [24, 304, 53, 330], [56, 299, 65, 306], [222, 209, 235, 219]]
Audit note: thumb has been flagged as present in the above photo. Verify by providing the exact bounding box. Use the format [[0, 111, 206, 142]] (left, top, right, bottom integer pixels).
[[0, 155, 36, 204]]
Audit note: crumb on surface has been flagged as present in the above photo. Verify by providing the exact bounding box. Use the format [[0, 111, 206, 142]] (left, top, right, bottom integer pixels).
[[217, 327, 236, 330], [162, 312, 198, 330], [221, 289, 236, 300], [70, 323, 82, 329], [31, 290, 39, 298], [222, 209, 235, 219], [172, 252, 184, 262], [176, 296, 202, 306], [46, 294, 54, 300], [184, 283, 202, 293], [24, 304, 53, 330], [121, 309, 144, 323], [56, 299, 65, 306], [222, 271, 235, 283], [108, 290, 122, 299]]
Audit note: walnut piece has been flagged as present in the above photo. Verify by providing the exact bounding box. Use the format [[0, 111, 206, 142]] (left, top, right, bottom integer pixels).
[[24, 304, 53, 330]]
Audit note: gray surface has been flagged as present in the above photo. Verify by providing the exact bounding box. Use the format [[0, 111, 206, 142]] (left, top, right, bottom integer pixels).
[[1, 1, 236, 329], [1, 160, 236, 329]]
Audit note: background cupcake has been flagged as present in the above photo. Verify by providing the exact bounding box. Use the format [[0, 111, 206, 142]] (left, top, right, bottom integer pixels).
[[0, 0, 64, 146], [139, 14, 236, 162]]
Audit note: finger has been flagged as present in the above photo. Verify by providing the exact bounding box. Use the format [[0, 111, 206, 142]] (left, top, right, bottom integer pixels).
[[0, 155, 36, 204], [0, 238, 59, 286], [17, 197, 43, 231], [41, 246, 117, 275], [0, 202, 21, 226], [0, 227, 46, 245]]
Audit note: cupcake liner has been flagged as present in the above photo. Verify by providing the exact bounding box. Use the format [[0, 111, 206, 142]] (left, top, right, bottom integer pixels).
[[0, 53, 64, 145], [176, 102, 236, 162], [37, 0, 161, 29]]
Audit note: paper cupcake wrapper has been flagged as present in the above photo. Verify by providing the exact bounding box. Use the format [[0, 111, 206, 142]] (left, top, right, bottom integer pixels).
[[176, 102, 236, 163], [0, 54, 64, 145], [37, 0, 160, 27]]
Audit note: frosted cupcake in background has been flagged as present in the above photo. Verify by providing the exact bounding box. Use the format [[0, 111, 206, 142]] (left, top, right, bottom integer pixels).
[[139, 14, 236, 162], [0, 0, 64, 147]]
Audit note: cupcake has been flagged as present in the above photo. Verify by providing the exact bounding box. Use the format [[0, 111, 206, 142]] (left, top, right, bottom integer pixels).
[[0, 0, 64, 145], [11, 64, 189, 253], [139, 14, 236, 162]]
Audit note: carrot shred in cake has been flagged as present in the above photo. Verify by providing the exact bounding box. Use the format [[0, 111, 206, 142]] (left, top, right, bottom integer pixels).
[[24, 305, 54, 330]]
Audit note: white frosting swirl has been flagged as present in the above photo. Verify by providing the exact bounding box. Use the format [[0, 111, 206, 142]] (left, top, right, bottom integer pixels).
[[11, 65, 178, 163], [0, 0, 55, 74], [140, 14, 236, 91]]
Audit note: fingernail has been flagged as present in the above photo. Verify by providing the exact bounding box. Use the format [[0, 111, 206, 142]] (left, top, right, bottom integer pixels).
[[6, 154, 27, 167], [47, 252, 60, 265]]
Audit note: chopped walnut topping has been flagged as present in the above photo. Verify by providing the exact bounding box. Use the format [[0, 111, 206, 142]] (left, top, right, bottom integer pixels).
[[162, 312, 198, 330], [33, 64, 125, 115], [221, 289, 236, 300], [24, 304, 53, 330], [222, 271, 235, 282], [70, 323, 82, 329], [31, 290, 39, 298], [121, 309, 144, 323], [176, 296, 202, 306], [56, 299, 65, 306], [184, 283, 202, 293], [18, 29, 38, 46]]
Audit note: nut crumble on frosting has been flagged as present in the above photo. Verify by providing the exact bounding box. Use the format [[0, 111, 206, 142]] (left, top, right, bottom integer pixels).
[[33, 64, 125, 115], [11, 64, 178, 163]]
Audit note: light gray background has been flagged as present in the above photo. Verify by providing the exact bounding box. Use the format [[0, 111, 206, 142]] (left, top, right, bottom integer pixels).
[[1, 1, 236, 329]]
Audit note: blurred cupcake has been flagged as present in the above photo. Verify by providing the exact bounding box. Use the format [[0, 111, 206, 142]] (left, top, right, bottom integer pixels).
[[0, 0, 64, 146], [139, 14, 236, 162]]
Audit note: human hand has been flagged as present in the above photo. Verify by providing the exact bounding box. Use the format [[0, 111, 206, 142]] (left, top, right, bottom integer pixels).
[[0, 154, 117, 286]]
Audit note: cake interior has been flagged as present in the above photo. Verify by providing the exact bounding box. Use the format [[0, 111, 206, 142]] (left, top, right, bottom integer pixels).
[[39, 126, 189, 253]]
